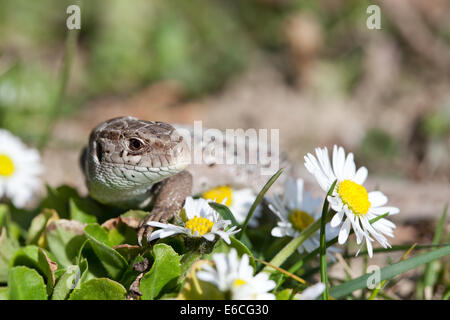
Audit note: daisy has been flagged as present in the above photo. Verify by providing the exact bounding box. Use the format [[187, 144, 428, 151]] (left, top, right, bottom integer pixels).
[[196, 248, 276, 300], [267, 177, 339, 257], [146, 196, 240, 244], [0, 129, 44, 208], [202, 185, 262, 227], [304, 145, 399, 257]]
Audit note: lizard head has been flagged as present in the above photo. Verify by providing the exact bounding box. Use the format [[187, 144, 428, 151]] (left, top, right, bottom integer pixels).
[[83, 116, 191, 205]]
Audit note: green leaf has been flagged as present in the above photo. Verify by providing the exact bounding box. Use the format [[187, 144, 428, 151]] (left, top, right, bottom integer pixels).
[[84, 223, 113, 247], [10, 246, 58, 295], [8, 266, 48, 300], [83, 224, 128, 280], [208, 202, 239, 226], [140, 243, 181, 300], [114, 244, 143, 263], [276, 288, 293, 300], [329, 245, 450, 299], [0, 227, 20, 283], [69, 278, 127, 300], [69, 198, 98, 224], [103, 221, 139, 247], [51, 259, 88, 300], [118, 255, 146, 290], [26, 209, 58, 245], [46, 219, 86, 268]]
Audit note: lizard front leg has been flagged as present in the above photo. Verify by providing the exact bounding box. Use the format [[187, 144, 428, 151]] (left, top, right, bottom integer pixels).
[[137, 170, 193, 246]]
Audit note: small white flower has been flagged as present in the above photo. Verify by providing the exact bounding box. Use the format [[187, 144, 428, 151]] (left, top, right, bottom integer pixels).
[[147, 197, 240, 244], [0, 129, 44, 208], [294, 282, 325, 300], [267, 178, 339, 257], [202, 186, 262, 227], [197, 248, 276, 300], [304, 145, 399, 257]]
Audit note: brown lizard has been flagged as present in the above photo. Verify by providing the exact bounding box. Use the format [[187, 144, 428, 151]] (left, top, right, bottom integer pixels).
[[81, 116, 286, 246]]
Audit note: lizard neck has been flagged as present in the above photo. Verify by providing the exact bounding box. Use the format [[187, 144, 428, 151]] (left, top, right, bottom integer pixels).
[[85, 158, 157, 209]]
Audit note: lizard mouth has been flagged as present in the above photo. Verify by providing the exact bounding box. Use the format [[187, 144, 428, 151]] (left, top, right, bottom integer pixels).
[[100, 158, 190, 186]]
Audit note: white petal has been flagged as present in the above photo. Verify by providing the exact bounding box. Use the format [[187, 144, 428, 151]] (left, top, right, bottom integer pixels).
[[298, 283, 325, 300], [366, 237, 373, 258], [368, 191, 388, 207], [343, 152, 356, 180], [370, 206, 400, 216], [338, 218, 351, 244], [353, 167, 368, 185], [330, 210, 345, 228], [332, 145, 345, 181], [202, 233, 216, 242]]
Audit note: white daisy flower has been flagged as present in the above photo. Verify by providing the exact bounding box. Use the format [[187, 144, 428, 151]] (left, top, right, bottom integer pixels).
[[0, 129, 44, 208], [304, 145, 399, 257], [267, 178, 339, 257], [202, 186, 262, 227], [147, 196, 240, 244], [196, 248, 276, 300]]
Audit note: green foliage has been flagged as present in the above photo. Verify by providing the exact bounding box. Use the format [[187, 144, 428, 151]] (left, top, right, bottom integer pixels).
[[0, 169, 448, 300], [8, 266, 47, 300], [51, 259, 88, 300], [140, 244, 181, 300], [69, 278, 127, 300], [46, 219, 86, 268], [83, 223, 128, 280]]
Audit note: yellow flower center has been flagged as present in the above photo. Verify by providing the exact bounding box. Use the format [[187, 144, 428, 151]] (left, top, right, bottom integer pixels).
[[202, 185, 232, 206], [0, 154, 15, 177], [337, 180, 371, 216], [289, 210, 315, 231], [185, 216, 214, 236], [233, 278, 247, 288]]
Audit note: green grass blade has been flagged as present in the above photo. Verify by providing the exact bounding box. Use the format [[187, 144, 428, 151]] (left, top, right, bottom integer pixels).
[[329, 244, 450, 299], [237, 168, 284, 240], [423, 204, 448, 299], [38, 17, 79, 150]]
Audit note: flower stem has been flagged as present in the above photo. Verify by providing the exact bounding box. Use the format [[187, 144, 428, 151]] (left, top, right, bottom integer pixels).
[[38, 18, 79, 150], [319, 199, 333, 300], [319, 180, 337, 300], [238, 168, 283, 240]]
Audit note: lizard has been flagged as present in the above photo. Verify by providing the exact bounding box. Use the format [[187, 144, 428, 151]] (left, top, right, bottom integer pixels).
[[80, 116, 287, 246]]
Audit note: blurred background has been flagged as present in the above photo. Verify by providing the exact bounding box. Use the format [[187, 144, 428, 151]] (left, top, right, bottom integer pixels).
[[0, 0, 449, 224]]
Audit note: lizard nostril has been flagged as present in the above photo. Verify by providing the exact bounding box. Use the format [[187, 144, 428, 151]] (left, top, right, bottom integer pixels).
[[96, 142, 103, 162]]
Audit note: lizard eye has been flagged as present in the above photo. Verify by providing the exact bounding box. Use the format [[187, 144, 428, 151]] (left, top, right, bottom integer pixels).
[[129, 138, 144, 151]]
